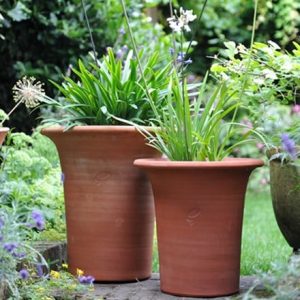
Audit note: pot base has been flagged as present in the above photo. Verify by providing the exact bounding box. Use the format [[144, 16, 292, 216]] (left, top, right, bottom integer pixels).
[[161, 288, 239, 298]]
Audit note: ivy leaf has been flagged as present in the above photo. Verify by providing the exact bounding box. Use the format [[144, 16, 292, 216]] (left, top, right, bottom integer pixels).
[[7, 2, 31, 22]]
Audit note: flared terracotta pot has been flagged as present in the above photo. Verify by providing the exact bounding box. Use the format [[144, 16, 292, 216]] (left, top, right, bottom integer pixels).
[[134, 158, 263, 297], [42, 126, 159, 281], [269, 160, 300, 251], [0, 128, 9, 146]]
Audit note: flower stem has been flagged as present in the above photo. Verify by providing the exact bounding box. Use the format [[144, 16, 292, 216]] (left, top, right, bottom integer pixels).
[[0, 101, 23, 127], [185, 0, 208, 59], [80, 0, 99, 66], [180, 31, 190, 159], [120, 0, 159, 117]]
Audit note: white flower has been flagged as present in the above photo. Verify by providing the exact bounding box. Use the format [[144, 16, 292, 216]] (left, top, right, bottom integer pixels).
[[167, 7, 197, 33], [12, 76, 45, 108], [262, 69, 277, 80], [181, 8, 197, 23]]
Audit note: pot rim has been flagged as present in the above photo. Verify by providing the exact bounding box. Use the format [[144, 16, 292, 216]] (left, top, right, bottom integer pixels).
[[0, 127, 9, 133], [134, 157, 264, 169], [41, 125, 154, 134]]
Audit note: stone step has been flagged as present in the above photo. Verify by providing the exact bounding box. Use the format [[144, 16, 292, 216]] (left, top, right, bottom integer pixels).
[[92, 274, 265, 300]]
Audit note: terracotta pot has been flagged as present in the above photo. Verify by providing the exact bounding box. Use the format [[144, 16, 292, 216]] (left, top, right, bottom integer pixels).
[[269, 160, 300, 251], [134, 158, 263, 297], [0, 127, 9, 146], [42, 126, 159, 281]]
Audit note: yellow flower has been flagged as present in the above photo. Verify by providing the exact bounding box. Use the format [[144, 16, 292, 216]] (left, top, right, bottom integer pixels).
[[50, 270, 60, 279], [62, 263, 68, 269], [76, 268, 84, 276]]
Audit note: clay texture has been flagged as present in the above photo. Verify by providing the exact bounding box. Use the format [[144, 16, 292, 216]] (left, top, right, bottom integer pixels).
[[42, 126, 159, 281], [134, 158, 263, 297]]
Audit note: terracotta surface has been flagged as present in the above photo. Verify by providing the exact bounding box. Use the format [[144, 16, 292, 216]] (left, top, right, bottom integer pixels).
[[42, 126, 159, 281], [0, 128, 9, 146], [134, 158, 263, 297], [270, 160, 300, 250]]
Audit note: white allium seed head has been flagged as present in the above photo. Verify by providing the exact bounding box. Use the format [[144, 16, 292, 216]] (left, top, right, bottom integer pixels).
[[12, 76, 45, 108]]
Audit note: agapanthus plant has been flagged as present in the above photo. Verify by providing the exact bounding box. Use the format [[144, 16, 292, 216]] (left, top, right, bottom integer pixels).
[[120, 0, 264, 161]]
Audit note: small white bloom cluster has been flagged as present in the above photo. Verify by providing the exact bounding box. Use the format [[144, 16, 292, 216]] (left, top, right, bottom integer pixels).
[[167, 7, 197, 33], [12, 76, 45, 108]]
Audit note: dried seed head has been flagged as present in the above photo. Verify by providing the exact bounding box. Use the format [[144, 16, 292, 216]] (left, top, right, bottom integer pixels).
[[12, 76, 45, 108]]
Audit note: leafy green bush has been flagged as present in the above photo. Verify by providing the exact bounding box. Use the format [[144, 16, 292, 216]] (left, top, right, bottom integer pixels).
[[0, 131, 65, 241]]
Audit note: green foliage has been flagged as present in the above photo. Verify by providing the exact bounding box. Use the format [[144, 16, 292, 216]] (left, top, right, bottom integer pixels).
[[213, 41, 300, 108], [142, 71, 260, 161], [41, 48, 170, 127], [173, 0, 300, 72], [0, 131, 65, 241]]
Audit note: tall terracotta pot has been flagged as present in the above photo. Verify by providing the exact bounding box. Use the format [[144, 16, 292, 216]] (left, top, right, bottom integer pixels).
[[134, 158, 263, 297], [269, 160, 300, 251], [0, 128, 9, 146], [42, 126, 159, 281]]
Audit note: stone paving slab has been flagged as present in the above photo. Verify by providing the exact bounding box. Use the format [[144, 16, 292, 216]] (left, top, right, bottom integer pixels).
[[93, 274, 264, 300]]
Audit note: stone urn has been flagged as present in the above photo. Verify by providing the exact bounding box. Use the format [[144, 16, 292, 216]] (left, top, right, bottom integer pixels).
[[269, 159, 300, 251]]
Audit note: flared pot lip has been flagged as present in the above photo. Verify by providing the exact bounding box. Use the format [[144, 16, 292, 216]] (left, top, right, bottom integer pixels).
[[0, 127, 9, 133], [134, 157, 264, 169], [41, 125, 153, 134]]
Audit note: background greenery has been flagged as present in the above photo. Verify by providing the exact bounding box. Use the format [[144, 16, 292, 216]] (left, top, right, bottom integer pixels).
[[0, 0, 299, 132]]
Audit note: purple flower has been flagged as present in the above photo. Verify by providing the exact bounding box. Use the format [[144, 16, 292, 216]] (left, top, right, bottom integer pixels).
[[78, 275, 95, 284], [169, 48, 175, 56], [177, 52, 186, 63], [119, 27, 126, 35], [12, 251, 26, 259], [60, 173, 65, 184], [184, 58, 193, 65], [116, 49, 123, 60], [3, 242, 18, 253], [19, 269, 29, 280], [281, 133, 297, 159], [36, 263, 44, 277], [31, 210, 45, 231]]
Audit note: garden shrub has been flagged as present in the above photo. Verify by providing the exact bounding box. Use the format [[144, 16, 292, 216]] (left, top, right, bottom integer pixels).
[[0, 131, 65, 241]]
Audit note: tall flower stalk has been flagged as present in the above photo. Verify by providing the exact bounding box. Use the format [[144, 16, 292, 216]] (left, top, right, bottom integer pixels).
[[120, 0, 207, 159]]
